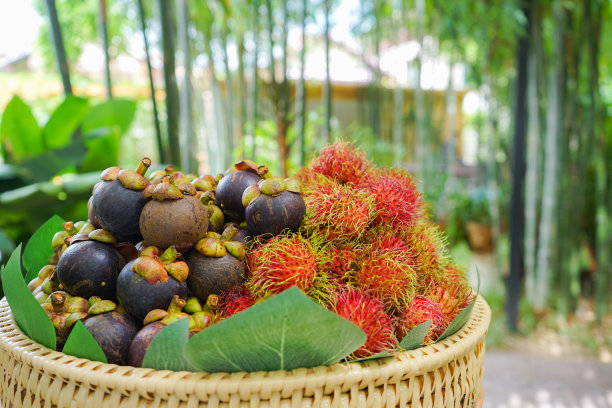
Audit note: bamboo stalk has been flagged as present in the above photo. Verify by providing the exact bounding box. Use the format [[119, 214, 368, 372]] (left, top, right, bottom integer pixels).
[[296, 0, 307, 166], [98, 0, 112, 99], [414, 0, 426, 181], [250, 0, 260, 159], [44, 0, 72, 95], [157, 0, 181, 167], [176, 0, 196, 173], [323, 0, 332, 143], [137, 0, 165, 163], [534, 1, 565, 312]]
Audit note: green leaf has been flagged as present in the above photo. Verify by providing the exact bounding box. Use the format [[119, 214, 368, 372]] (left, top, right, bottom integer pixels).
[[183, 287, 367, 373], [81, 99, 136, 135], [62, 320, 107, 363], [142, 318, 197, 372], [80, 133, 120, 173], [0, 245, 56, 350], [24, 215, 65, 282], [398, 320, 432, 350], [0, 95, 43, 162], [17, 142, 88, 183], [42, 96, 89, 150], [350, 351, 394, 363], [437, 299, 476, 342]]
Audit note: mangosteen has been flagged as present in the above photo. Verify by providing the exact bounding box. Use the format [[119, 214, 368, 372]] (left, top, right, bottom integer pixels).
[[215, 160, 269, 222], [139, 175, 208, 251], [242, 177, 306, 237], [186, 232, 246, 303], [56, 238, 124, 300], [116, 246, 189, 323], [83, 300, 140, 365], [42, 291, 89, 349], [89, 158, 151, 243]]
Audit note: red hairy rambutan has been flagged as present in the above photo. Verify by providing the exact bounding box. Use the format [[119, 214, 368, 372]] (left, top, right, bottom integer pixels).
[[218, 285, 255, 318], [330, 286, 398, 358], [395, 295, 446, 344], [246, 234, 318, 299], [303, 177, 375, 241], [353, 244, 417, 309], [423, 265, 473, 323], [400, 221, 448, 277], [360, 168, 424, 228], [309, 141, 371, 185]]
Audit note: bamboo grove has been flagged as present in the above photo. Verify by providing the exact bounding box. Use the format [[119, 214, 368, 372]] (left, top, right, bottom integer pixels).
[[31, 0, 612, 326]]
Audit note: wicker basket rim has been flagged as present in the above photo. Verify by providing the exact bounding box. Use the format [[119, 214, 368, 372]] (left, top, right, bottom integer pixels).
[[0, 295, 490, 397]]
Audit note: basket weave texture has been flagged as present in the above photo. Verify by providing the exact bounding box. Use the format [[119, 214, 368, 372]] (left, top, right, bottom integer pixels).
[[0, 296, 490, 408]]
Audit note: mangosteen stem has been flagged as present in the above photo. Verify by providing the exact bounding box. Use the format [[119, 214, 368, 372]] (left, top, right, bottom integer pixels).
[[50, 291, 67, 312], [167, 295, 186, 315], [136, 157, 152, 176], [204, 294, 219, 313], [63, 221, 78, 235], [160, 245, 180, 264]]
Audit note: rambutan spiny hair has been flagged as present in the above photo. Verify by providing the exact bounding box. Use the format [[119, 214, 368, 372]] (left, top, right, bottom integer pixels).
[[395, 295, 446, 344], [423, 263, 473, 323], [360, 168, 424, 228], [302, 177, 375, 242], [308, 140, 371, 185], [330, 286, 397, 358], [246, 234, 319, 299], [218, 285, 255, 318]]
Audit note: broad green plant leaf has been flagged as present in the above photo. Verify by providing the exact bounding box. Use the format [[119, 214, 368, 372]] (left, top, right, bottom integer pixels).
[[62, 320, 107, 363], [350, 351, 394, 363], [24, 215, 65, 282], [142, 318, 197, 372], [0, 245, 56, 350], [42, 95, 89, 149], [399, 320, 432, 350], [80, 133, 120, 173], [82, 99, 136, 135], [184, 287, 367, 373], [0, 95, 43, 162], [17, 142, 88, 183]]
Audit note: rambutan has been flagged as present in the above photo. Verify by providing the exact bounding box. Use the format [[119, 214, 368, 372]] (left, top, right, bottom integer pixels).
[[218, 285, 255, 318], [309, 141, 371, 185], [246, 234, 319, 299], [303, 177, 375, 241], [317, 242, 362, 282], [360, 168, 424, 228], [352, 243, 417, 310], [395, 295, 446, 344], [423, 265, 473, 323], [330, 286, 397, 358], [399, 221, 448, 277]]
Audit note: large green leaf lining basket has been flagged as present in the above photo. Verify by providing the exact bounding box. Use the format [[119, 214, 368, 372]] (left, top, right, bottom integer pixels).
[[0, 296, 490, 408]]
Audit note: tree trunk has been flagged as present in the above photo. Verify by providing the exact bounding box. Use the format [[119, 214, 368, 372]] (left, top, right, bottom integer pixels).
[[137, 0, 164, 163], [158, 0, 181, 167], [534, 1, 565, 312]]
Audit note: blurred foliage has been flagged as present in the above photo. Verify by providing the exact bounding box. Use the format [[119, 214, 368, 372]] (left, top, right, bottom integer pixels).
[[0, 95, 136, 264]]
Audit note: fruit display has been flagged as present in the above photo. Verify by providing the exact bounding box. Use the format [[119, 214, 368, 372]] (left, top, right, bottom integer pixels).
[[12, 141, 474, 372]]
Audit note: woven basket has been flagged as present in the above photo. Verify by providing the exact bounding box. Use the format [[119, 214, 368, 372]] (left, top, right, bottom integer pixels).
[[0, 296, 490, 408]]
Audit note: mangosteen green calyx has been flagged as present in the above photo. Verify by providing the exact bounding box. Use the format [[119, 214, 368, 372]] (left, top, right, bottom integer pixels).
[[186, 229, 246, 303], [215, 160, 270, 222], [242, 177, 306, 237], [49, 221, 95, 263], [82, 298, 140, 365], [89, 158, 152, 243], [200, 191, 224, 232], [116, 245, 189, 323], [139, 175, 208, 251], [41, 291, 90, 348], [55, 232, 125, 300]]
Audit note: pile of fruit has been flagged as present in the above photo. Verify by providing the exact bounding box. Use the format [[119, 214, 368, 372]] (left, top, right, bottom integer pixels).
[[26, 141, 473, 367]]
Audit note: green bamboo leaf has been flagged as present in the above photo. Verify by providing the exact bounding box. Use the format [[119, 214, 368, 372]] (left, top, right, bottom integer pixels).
[[62, 320, 107, 363], [0, 95, 43, 162], [42, 96, 89, 149], [399, 320, 432, 350], [184, 287, 366, 373], [0, 245, 56, 350], [142, 318, 197, 372], [24, 214, 65, 282], [350, 351, 394, 363]]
